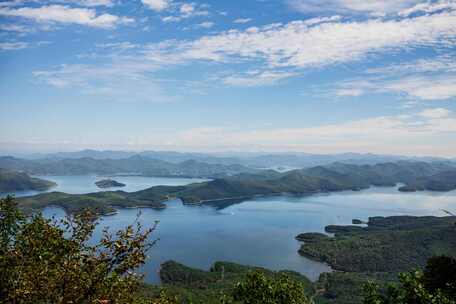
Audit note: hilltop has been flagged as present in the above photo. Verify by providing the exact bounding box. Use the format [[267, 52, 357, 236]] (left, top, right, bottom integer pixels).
[[297, 215, 456, 303], [0, 169, 56, 193]]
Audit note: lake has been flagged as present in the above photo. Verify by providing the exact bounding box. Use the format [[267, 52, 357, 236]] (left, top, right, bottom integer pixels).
[[39, 184, 456, 284], [6, 175, 210, 197]]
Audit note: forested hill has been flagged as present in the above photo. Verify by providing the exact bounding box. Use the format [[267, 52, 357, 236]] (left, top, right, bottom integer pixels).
[[296, 215, 456, 303], [0, 169, 56, 193], [0, 156, 256, 178], [17, 161, 456, 215]]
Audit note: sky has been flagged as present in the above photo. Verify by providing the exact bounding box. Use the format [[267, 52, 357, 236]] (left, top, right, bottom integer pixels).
[[0, 0, 456, 157]]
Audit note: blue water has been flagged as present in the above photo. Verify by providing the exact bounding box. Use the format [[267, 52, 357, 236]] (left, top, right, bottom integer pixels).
[[41, 185, 456, 284], [5, 175, 210, 197]]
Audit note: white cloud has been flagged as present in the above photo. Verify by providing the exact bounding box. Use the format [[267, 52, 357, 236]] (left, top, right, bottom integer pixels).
[[144, 10, 456, 71], [78, 0, 113, 6], [0, 41, 28, 50], [335, 88, 364, 97], [60, 0, 114, 7], [223, 70, 298, 87], [288, 0, 423, 15], [233, 18, 252, 24], [399, 0, 456, 16], [419, 108, 451, 118], [161, 2, 209, 22], [180, 3, 194, 15], [385, 76, 456, 100], [0, 5, 133, 28], [117, 108, 456, 156], [367, 55, 456, 75], [95, 41, 138, 50], [32, 59, 178, 103], [334, 73, 456, 101], [142, 0, 171, 11], [195, 21, 214, 29], [0, 23, 31, 33]]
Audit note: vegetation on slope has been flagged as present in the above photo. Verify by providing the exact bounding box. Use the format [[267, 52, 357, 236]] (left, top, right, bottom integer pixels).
[[17, 190, 166, 215], [16, 161, 456, 216], [363, 255, 456, 304], [0, 196, 158, 304], [141, 260, 314, 304], [297, 215, 456, 303], [0, 168, 56, 193], [0, 156, 256, 178]]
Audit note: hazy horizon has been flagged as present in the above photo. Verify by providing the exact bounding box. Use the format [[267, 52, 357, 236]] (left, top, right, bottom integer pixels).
[[1, 0, 456, 157], [1, 147, 454, 160]]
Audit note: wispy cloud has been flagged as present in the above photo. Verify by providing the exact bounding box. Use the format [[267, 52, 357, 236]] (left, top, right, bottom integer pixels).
[[0, 5, 133, 29], [31, 8, 456, 92], [0, 41, 28, 50], [147, 9, 456, 71], [0, 23, 32, 33], [384, 76, 456, 100], [222, 70, 299, 87], [142, 0, 171, 12], [287, 0, 423, 16], [194, 21, 214, 29], [335, 55, 456, 100], [102, 108, 456, 156], [32, 60, 178, 103], [233, 18, 252, 24], [399, 0, 456, 16], [161, 2, 210, 22]]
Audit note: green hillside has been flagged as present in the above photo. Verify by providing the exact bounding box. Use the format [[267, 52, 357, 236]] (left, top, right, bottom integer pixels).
[[0, 169, 56, 193]]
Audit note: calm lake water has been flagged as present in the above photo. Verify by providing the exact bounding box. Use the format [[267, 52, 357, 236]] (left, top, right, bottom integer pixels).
[[6, 175, 210, 197], [39, 184, 456, 284]]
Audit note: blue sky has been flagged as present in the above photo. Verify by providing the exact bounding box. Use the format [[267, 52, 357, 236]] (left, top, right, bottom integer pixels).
[[0, 0, 456, 156]]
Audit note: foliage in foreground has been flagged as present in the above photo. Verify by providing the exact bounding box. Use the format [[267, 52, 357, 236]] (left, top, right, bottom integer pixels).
[[230, 271, 310, 304], [0, 195, 157, 304], [363, 256, 456, 304]]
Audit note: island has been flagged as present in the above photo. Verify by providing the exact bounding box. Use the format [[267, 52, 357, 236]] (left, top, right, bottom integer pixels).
[[0, 168, 56, 193], [95, 179, 126, 189], [15, 161, 456, 216]]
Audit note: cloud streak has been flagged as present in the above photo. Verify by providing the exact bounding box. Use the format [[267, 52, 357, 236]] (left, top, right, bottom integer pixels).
[[0, 5, 133, 28]]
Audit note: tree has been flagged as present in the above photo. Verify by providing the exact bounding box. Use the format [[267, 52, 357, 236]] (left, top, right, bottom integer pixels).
[[424, 256, 456, 299], [0, 195, 158, 304], [229, 270, 310, 304], [363, 256, 456, 304]]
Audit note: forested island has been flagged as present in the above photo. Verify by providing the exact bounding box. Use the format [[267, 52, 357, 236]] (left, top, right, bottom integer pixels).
[[0, 168, 56, 193], [15, 161, 456, 216], [95, 179, 126, 189]]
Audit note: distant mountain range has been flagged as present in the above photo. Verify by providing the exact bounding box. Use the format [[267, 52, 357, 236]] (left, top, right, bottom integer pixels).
[[17, 161, 456, 215], [11, 149, 454, 168], [0, 156, 257, 178]]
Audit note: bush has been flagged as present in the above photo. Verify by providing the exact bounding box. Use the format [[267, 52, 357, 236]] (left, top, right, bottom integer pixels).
[[363, 256, 456, 304], [230, 270, 310, 304], [0, 195, 158, 304]]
